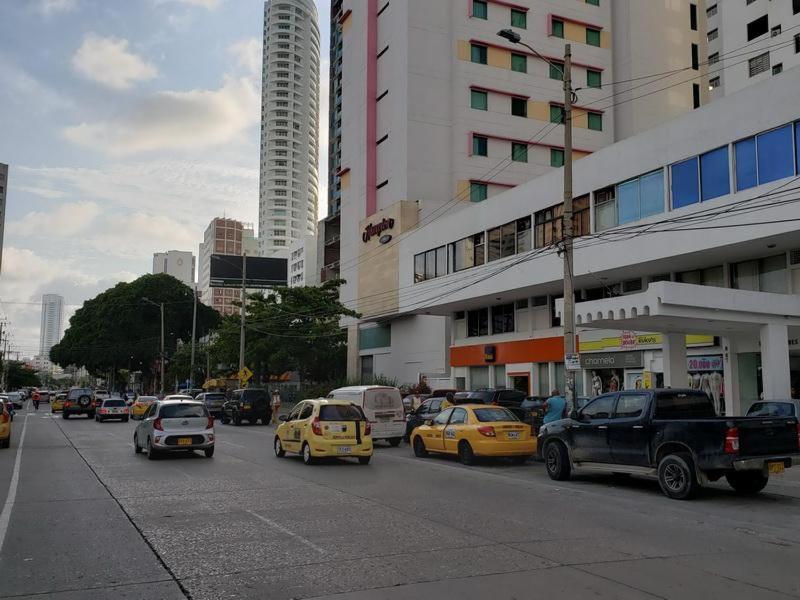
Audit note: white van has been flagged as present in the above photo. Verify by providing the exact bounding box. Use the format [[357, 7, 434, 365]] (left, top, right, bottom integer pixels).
[[327, 386, 405, 446]]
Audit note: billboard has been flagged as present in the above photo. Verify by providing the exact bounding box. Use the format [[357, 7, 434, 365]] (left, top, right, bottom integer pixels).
[[209, 254, 287, 289]]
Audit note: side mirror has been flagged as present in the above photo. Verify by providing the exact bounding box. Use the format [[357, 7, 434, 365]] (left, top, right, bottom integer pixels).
[[279, 415, 288, 422], [424, 419, 433, 426], [569, 410, 579, 420]]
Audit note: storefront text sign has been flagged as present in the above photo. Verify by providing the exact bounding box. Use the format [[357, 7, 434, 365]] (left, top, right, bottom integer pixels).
[[580, 351, 644, 369], [687, 356, 723, 371], [620, 331, 637, 350], [362, 218, 395, 243]]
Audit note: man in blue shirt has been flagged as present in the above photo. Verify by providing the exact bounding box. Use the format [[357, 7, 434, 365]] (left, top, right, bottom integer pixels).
[[543, 389, 566, 424]]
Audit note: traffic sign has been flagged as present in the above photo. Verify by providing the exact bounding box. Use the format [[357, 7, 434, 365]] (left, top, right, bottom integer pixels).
[[238, 367, 254, 383], [564, 353, 581, 371]]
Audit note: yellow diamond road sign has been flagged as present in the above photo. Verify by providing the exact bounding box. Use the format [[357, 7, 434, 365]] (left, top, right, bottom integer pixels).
[[238, 367, 253, 382]]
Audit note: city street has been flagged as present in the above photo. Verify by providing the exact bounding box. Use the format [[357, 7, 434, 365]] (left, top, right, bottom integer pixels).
[[2, 403, 800, 600]]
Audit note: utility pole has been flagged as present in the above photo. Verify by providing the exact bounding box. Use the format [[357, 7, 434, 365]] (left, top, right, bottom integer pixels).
[[189, 285, 197, 391], [562, 44, 577, 413], [497, 30, 577, 411], [239, 252, 247, 377]]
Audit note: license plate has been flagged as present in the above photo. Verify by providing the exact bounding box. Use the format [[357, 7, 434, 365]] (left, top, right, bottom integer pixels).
[[178, 437, 192, 446], [768, 461, 785, 475], [507, 431, 521, 440], [336, 446, 352, 454]]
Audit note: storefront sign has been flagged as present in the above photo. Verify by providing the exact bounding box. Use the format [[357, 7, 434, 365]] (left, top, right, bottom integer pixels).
[[642, 371, 653, 389], [579, 331, 715, 352], [483, 345, 496, 363], [564, 353, 581, 371], [362, 217, 395, 243], [687, 355, 723, 371], [580, 351, 644, 369]]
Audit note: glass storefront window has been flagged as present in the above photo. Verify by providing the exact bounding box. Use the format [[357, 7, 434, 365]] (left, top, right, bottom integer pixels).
[[537, 363, 550, 396], [470, 366, 490, 389], [494, 365, 506, 388]]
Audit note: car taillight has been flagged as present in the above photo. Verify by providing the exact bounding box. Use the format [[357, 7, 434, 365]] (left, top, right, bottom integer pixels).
[[153, 418, 163, 431], [724, 426, 740, 454], [65, 402, 72, 409], [311, 418, 322, 436], [206, 417, 214, 429], [477, 425, 496, 437], [364, 420, 371, 436]]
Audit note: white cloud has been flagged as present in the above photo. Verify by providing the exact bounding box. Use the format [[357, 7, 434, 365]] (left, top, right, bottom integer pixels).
[[12, 201, 101, 237], [71, 33, 158, 91], [229, 38, 261, 76], [15, 186, 68, 200], [155, 0, 221, 7], [0, 58, 73, 115], [63, 76, 259, 155], [38, 0, 77, 16]]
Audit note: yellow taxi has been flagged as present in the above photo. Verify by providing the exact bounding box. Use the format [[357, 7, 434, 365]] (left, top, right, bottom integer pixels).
[[130, 395, 158, 419], [411, 404, 536, 465], [274, 399, 373, 465], [51, 392, 66, 413], [0, 401, 11, 449]]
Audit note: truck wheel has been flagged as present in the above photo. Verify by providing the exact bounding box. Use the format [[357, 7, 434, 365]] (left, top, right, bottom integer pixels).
[[725, 471, 769, 495], [544, 441, 571, 481], [658, 452, 699, 500]]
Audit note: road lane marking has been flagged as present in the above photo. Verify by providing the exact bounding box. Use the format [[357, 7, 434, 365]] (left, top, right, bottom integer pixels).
[[0, 413, 29, 553], [219, 440, 246, 448], [246, 509, 326, 554]]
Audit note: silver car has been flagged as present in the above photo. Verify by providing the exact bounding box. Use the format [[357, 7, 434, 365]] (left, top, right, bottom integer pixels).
[[133, 399, 215, 460]]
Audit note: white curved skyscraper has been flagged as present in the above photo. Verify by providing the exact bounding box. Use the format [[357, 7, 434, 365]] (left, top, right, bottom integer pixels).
[[259, 0, 321, 255]]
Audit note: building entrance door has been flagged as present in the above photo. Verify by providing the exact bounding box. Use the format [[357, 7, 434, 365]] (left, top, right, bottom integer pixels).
[[510, 374, 530, 395]]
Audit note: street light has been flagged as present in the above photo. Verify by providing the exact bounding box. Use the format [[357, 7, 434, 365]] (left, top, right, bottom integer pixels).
[[497, 29, 577, 412], [141, 297, 165, 397]]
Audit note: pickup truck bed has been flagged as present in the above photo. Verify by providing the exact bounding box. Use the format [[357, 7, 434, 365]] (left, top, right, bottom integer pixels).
[[538, 389, 800, 499]]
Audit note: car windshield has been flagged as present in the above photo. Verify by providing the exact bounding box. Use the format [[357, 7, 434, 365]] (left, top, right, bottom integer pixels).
[[746, 402, 795, 417], [68, 389, 92, 400], [104, 400, 126, 407], [473, 407, 519, 422], [204, 394, 225, 402], [241, 390, 267, 401], [320, 405, 364, 421], [159, 404, 206, 418]]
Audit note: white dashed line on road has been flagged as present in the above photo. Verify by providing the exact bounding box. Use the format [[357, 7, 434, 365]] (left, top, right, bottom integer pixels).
[[0, 413, 30, 553], [246, 509, 326, 554]]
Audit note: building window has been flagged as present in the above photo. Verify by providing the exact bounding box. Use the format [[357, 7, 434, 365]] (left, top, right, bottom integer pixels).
[[586, 28, 601, 47], [511, 97, 527, 117], [512, 142, 528, 162], [414, 245, 448, 282], [771, 25, 782, 37], [692, 83, 700, 109], [467, 308, 489, 337], [534, 196, 590, 247], [594, 186, 616, 230], [487, 221, 517, 261], [670, 157, 700, 209], [691, 43, 699, 70], [552, 19, 564, 38], [550, 148, 564, 167], [773, 63, 783, 75], [749, 52, 770, 76], [511, 9, 527, 29], [731, 255, 787, 294], [795, 0, 800, 14], [471, 89, 488, 110], [359, 324, 391, 349], [747, 15, 769, 42], [517, 216, 531, 252], [586, 0, 599, 5], [690, 3, 697, 30], [472, 0, 487, 19], [707, 4, 717, 18], [677, 266, 724, 288], [549, 62, 564, 80], [708, 52, 719, 65], [491, 303, 515, 334], [473, 134, 488, 156], [588, 112, 603, 131], [795, 33, 800, 53], [587, 69, 602, 88], [615, 170, 665, 225], [734, 125, 795, 191], [471, 43, 488, 64], [550, 105, 564, 123], [470, 182, 488, 202], [709, 76, 720, 89], [450, 233, 486, 272], [511, 53, 527, 73], [707, 28, 718, 41]]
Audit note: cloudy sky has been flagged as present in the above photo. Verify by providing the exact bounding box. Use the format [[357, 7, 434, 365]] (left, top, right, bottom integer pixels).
[[0, 0, 330, 358]]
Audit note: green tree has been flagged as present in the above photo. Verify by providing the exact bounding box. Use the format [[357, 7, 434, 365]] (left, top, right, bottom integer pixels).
[[50, 274, 220, 385], [211, 279, 357, 383], [5, 362, 41, 389]]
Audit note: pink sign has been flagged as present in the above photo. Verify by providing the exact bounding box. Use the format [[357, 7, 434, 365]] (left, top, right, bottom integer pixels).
[[620, 330, 637, 350], [687, 356, 723, 371]]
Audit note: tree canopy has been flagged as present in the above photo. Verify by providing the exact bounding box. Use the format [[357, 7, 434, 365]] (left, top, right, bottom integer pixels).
[[211, 279, 358, 383], [50, 274, 219, 378]]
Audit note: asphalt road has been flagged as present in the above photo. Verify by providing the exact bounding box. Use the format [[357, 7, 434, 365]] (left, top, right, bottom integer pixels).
[[2, 402, 800, 599]]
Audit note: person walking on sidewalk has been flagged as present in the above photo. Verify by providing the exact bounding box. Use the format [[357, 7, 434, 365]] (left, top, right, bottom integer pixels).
[[270, 389, 281, 425], [542, 389, 566, 425]]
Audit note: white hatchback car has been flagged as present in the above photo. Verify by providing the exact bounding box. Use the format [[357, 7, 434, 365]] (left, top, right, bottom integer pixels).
[[134, 399, 215, 460]]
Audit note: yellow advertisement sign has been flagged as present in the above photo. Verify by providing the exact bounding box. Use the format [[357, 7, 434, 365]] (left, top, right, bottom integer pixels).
[[579, 333, 714, 352]]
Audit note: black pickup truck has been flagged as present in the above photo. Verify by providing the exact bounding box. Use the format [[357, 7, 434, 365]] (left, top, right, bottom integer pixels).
[[538, 388, 800, 499]]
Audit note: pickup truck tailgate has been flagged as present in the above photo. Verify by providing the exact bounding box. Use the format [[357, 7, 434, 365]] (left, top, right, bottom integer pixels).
[[738, 418, 798, 456]]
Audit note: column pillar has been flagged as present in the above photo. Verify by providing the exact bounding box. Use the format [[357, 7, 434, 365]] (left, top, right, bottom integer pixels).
[[548, 362, 557, 395], [662, 332, 687, 388], [760, 323, 791, 400], [722, 335, 740, 416]]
